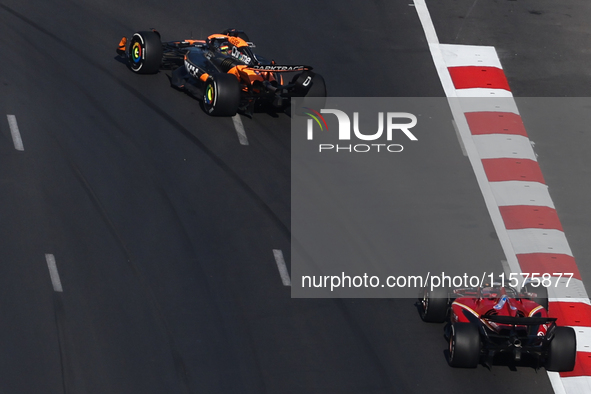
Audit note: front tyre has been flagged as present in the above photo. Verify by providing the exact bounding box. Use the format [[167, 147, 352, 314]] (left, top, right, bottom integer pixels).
[[420, 286, 449, 323], [203, 74, 240, 117], [128, 31, 163, 74]]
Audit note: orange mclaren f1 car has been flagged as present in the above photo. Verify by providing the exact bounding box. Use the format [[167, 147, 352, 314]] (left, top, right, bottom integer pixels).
[[116, 28, 326, 116]]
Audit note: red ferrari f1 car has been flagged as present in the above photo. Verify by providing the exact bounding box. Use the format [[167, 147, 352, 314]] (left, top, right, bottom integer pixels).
[[116, 28, 326, 117], [419, 282, 576, 371]]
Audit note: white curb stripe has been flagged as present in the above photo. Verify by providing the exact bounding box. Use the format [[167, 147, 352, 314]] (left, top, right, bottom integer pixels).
[[561, 377, 591, 394], [455, 88, 514, 97], [507, 229, 573, 256], [547, 278, 589, 300], [489, 181, 555, 208], [571, 326, 591, 353], [473, 134, 537, 161], [414, 1, 591, 391], [440, 44, 503, 68], [457, 98, 520, 115]]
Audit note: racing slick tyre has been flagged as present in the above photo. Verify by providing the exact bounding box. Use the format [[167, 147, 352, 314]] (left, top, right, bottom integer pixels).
[[304, 73, 327, 98], [203, 74, 240, 116], [420, 286, 449, 323], [522, 282, 549, 311], [294, 73, 327, 116], [448, 323, 481, 368], [128, 31, 163, 74], [546, 326, 577, 372]]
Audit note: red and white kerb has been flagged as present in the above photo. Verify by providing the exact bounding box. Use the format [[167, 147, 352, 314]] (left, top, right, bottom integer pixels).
[[445, 44, 591, 394], [414, 1, 591, 392]]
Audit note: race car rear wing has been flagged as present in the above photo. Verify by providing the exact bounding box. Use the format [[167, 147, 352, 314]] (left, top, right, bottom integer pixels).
[[481, 315, 557, 326], [247, 65, 313, 72]]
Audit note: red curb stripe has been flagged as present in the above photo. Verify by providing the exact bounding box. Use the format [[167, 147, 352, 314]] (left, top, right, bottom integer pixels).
[[560, 352, 591, 378], [448, 66, 511, 91], [517, 254, 581, 280], [482, 158, 546, 183], [549, 302, 591, 326], [465, 112, 528, 137], [499, 205, 563, 231]]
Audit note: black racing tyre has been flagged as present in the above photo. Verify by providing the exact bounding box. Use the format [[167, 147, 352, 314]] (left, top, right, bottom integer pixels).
[[448, 323, 481, 368], [128, 31, 163, 74], [546, 326, 577, 372], [304, 73, 327, 98], [522, 282, 549, 311], [294, 73, 327, 116], [420, 287, 449, 323], [203, 74, 240, 116], [222, 28, 250, 42]]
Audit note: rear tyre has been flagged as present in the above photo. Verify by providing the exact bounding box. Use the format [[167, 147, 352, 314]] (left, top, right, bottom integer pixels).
[[203, 74, 240, 116], [295, 73, 327, 116], [546, 326, 577, 372], [420, 287, 449, 323], [448, 323, 481, 368], [304, 73, 327, 98], [523, 282, 549, 311], [128, 31, 163, 74]]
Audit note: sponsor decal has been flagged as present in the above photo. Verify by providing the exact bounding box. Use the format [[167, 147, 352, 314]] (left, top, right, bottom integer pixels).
[[231, 46, 252, 65], [251, 65, 308, 72], [227, 36, 244, 47], [185, 60, 201, 78]]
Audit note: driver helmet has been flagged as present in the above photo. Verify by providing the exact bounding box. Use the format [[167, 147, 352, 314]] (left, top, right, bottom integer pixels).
[[219, 41, 230, 54], [481, 282, 502, 298], [481, 287, 499, 298]]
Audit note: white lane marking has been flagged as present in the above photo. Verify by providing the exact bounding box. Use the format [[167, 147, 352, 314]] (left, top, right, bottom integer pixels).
[[7, 115, 24, 151], [414, 0, 439, 45], [415, 0, 521, 274], [451, 119, 467, 156], [232, 114, 249, 145], [546, 373, 567, 394], [273, 249, 291, 286], [500, 259, 511, 277], [45, 254, 63, 292], [413, 0, 457, 96]]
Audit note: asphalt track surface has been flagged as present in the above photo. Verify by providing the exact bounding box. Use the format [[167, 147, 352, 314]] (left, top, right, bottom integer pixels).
[[0, 0, 587, 393]]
